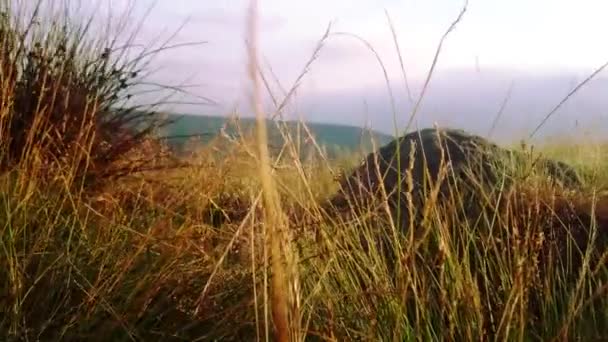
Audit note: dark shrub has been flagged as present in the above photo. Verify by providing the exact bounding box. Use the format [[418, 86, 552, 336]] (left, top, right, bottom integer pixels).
[[0, 1, 177, 190]]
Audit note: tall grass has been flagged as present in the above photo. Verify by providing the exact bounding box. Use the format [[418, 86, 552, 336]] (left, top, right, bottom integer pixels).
[[1, 0, 608, 341], [246, 1, 297, 340]]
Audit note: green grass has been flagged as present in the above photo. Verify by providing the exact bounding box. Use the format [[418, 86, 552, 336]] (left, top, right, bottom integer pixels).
[[2, 1, 608, 341]]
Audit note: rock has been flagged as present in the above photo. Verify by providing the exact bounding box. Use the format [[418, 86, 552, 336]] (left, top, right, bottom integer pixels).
[[321, 127, 608, 337], [326, 127, 582, 231]]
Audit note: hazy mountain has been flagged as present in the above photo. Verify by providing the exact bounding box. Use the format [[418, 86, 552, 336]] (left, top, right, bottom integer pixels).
[[150, 69, 608, 157], [160, 113, 394, 157]]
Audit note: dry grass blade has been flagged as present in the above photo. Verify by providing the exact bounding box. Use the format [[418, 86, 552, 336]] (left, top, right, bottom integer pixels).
[[529, 59, 608, 139], [246, 1, 296, 341], [384, 9, 414, 105], [403, 0, 468, 134], [487, 80, 515, 139], [330, 31, 398, 129], [270, 22, 332, 121]]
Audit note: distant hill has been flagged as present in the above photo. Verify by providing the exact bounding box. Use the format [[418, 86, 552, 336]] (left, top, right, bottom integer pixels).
[[158, 114, 394, 158]]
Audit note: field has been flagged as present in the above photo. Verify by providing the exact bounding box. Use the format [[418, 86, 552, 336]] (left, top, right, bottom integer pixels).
[[2, 1, 608, 341]]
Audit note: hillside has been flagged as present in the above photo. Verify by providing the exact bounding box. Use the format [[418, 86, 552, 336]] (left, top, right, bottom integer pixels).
[[159, 113, 394, 157]]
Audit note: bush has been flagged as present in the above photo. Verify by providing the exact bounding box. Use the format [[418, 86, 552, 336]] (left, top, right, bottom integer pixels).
[[0, 0, 176, 190]]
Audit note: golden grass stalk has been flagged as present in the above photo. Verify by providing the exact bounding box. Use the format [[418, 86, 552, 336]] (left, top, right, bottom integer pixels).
[[246, 1, 299, 341]]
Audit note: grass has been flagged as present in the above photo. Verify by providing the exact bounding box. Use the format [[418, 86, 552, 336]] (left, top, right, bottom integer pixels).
[[2, 0, 608, 341]]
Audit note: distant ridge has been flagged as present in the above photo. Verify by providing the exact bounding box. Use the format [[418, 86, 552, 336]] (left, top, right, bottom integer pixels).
[[159, 113, 394, 157]]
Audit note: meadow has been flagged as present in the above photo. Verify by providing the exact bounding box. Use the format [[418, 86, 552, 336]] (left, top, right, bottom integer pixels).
[[2, 1, 608, 341]]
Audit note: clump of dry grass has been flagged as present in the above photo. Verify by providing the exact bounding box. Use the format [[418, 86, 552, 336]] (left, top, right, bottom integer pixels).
[[0, 0, 185, 192]]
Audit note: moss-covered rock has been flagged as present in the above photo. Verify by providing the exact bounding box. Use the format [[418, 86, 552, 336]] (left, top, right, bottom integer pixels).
[[327, 127, 582, 230], [321, 127, 608, 336]]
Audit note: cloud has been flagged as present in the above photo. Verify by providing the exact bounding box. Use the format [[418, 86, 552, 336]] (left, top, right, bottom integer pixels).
[[291, 68, 608, 140]]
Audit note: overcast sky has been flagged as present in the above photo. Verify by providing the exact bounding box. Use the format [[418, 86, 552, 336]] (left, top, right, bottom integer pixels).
[[87, 0, 608, 142]]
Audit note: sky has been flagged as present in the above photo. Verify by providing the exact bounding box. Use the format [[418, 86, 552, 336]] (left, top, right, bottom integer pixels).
[[81, 0, 608, 142]]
